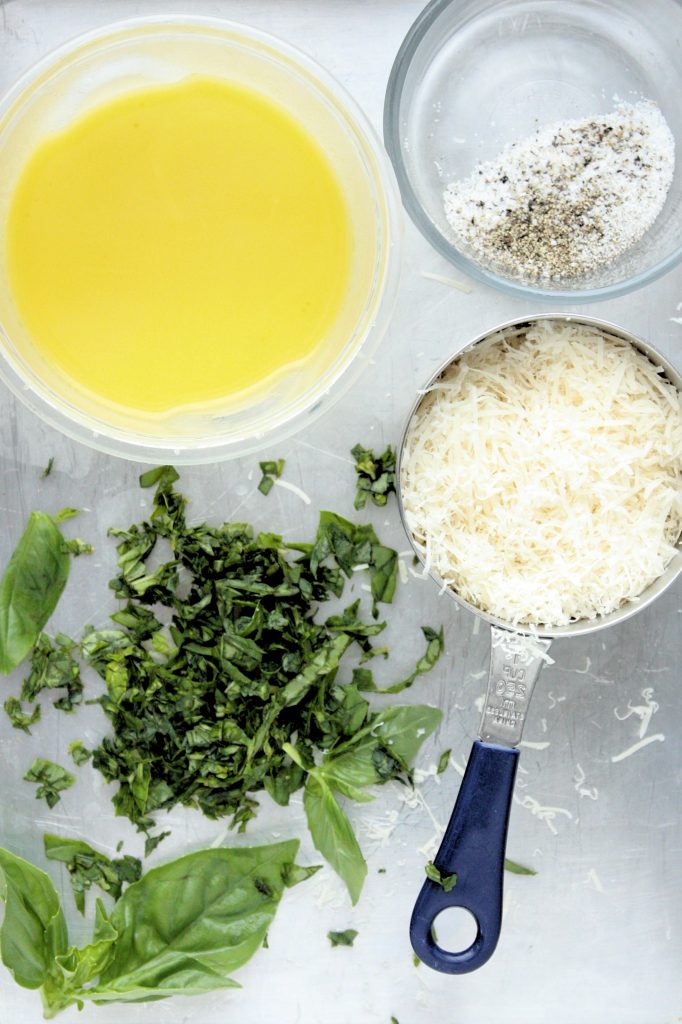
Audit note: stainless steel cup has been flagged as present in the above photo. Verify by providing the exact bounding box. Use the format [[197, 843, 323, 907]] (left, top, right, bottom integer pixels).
[[399, 313, 682, 973]]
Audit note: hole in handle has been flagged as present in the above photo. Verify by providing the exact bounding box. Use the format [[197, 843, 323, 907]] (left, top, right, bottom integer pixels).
[[432, 906, 479, 954]]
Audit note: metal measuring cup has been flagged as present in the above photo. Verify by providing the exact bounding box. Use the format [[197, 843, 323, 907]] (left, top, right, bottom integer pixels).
[[398, 313, 682, 974]]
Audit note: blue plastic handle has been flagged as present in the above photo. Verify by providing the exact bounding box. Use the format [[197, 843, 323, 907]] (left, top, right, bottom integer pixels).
[[409, 739, 520, 973]]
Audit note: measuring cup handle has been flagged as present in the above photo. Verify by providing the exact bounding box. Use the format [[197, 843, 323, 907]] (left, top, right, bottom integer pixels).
[[409, 740, 519, 973]]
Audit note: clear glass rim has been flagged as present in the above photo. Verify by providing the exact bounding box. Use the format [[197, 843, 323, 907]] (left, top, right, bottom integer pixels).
[[383, 0, 682, 303], [0, 14, 403, 463]]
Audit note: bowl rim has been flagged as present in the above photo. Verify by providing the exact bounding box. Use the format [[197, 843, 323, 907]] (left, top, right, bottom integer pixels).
[[383, 0, 682, 303], [0, 13, 403, 463]]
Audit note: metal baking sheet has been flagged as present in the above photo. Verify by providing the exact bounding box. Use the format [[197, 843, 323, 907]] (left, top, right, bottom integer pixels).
[[0, 2, 680, 1022]]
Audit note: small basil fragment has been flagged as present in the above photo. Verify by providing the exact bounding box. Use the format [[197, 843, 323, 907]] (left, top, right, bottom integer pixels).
[[22, 633, 83, 711], [68, 741, 92, 767], [3, 696, 41, 733], [351, 443, 396, 510], [354, 626, 444, 693], [44, 834, 141, 915], [504, 858, 537, 876], [425, 861, 457, 893], [258, 459, 285, 495], [23, 759, 75, 808], [327, 929, 358, 947], [437, 749, 451, 774]]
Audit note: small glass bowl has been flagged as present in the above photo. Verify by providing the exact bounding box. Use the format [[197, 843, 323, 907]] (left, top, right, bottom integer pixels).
[[0, 16, 402, 463], [384, 0, 682, 302]]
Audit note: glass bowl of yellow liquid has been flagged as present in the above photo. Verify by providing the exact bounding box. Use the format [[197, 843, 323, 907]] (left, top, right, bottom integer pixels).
[[0, 17, 401, 462]]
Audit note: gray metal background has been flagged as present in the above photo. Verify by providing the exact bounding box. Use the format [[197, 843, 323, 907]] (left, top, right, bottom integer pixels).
[[0, 3, 680, 1023]]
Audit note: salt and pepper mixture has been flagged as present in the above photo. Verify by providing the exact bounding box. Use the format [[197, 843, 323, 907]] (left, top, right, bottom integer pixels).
[[443, 101, 675, 282]]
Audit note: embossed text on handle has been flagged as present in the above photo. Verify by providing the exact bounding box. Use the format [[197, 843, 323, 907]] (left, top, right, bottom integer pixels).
[[478, 627, 553, 747]]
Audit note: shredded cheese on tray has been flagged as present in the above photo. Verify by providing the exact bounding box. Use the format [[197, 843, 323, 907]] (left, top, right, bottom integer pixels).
[[401, 320, 682, 627]]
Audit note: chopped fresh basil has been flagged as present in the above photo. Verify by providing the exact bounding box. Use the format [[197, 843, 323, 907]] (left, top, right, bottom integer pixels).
[[65, 469, 442, 895], [68, 740, 92, 766], [504, 858, 537, 876], [437, 749, 451, 774], [425, 861, 457, 893], [258, 459, 285, 495], [23, 758, 75, 808], [41, 457, 54, 479], [22, 633, 83, 711], [351, 443, 396, 509], [3, 696, 40, 734], [327, 929, 358, 947], [353, 626, 444, 693], [44, 834, 142, 915]]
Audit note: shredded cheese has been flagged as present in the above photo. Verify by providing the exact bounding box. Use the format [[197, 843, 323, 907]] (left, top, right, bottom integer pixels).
[[401, 320, 682, 627], [610, 732, 665, 762]]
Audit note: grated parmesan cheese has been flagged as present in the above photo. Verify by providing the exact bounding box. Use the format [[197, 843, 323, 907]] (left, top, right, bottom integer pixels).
[[401, 320, 682, 627]]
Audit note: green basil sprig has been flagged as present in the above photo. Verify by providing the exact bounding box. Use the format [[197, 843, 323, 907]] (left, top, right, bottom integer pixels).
[[0, 839, 307, 1017]]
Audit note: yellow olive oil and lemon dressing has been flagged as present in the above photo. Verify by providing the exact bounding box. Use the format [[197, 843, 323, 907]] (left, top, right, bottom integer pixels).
[[6, 76, 352, 417]]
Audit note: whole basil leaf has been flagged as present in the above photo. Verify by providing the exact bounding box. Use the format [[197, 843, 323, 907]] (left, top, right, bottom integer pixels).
[[87, 840, 301, 1003], [0, 848, 68, 990], [0, 513, 72, 674], [303, 774, 367, 905]]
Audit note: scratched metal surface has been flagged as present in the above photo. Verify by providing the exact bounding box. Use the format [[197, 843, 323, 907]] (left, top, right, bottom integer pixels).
[[0, 2, 681, 1022]]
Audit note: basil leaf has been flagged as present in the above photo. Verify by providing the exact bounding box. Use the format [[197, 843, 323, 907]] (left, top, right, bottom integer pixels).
[[0, 847, 68, 990], [88, 840, 300, 1002], [303, 774, 367, 905], [327, 929, 358, 947], [23, 759, 75, 808], [437, 749, 451, 774], [41, 457, 54, 480], [0, 513, 72, 675]]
